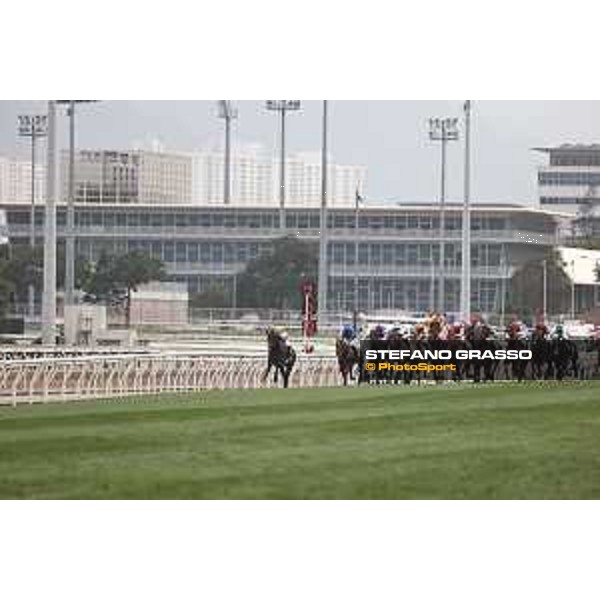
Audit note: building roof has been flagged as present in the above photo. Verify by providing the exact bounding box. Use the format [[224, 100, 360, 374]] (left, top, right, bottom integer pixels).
[[0, 200, 573, 219], [534, 144, 600, 154], [558, 247, 600, 286]]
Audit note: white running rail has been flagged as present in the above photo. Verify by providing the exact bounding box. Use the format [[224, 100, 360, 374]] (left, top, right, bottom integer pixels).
[[0, 354, 341, 405]]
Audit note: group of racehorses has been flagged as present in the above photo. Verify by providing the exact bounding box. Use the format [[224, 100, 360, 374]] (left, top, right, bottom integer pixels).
[[264, 322, 598, 388], [337, 322, 595, 385]]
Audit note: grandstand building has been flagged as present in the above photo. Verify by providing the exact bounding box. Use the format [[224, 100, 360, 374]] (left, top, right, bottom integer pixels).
[[2, 200, 574, 315]]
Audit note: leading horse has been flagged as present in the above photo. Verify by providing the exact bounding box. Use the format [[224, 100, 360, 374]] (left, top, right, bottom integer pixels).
[[264, 328, 297, 388]]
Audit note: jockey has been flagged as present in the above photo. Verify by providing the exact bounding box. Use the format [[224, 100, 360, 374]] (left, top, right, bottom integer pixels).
[[506, 319, 521, 339], [552, 324, 567, 340], [447, 323, 463, 341], [414, 324, 426, 341], [370, 324, 386, 341], [341, 324, 356, 341], [387, 326, 405, 341], [340, 323, 361, 352], [534, 322, 549, 339], [427, 312, 446, 339], [279, 330, 291, 347]]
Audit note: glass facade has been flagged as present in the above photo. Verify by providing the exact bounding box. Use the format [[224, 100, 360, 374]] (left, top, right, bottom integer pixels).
[[4, 204, 558, 314]]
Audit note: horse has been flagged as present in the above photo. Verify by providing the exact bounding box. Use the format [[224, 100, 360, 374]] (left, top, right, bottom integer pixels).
[[505, 324, 529, 382], [264, 328, 296, 388], [530, 327, 550, 380], [335, 338, 359, 386], [465, 322, 498, 383]]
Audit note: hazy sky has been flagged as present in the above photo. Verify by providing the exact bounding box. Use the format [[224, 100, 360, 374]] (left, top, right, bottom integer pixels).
[[2, 100, 600, 205]]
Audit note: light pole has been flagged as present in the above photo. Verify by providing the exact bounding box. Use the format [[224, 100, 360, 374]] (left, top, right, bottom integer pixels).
[[353, 185, 362, 330], [17, 114, 48, 321], [542, 259, 548, 323], [41, 101, 58, 346], [500, 246, 507, 328], [461, 101, 472, 322], [429, 256, 436, 312], [217, 101, 238, 205], [570, 259, 576, 320], [317, 100, 329, 325], [428, 116, 459, 315], [265, 100, 301, 230], [56, 100, 97, 339]]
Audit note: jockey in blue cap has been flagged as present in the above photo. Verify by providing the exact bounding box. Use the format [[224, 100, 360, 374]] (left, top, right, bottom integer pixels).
[[341, 324, 356, 341]]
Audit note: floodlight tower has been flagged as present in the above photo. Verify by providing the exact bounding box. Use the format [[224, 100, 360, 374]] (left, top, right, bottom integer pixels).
[[217, 101, 238, 205], [317, 100, 329, 323], [265, 100, 301, 229], [41, 101, 58, 345], [56, 100, 98, 335], [17, 113, 48, 321], [428, 116, 459, 314], [461, 100, 472, 322]]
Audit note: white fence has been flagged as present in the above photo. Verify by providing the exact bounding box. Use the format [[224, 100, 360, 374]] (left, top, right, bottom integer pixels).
[[0, 353, 341, 406]]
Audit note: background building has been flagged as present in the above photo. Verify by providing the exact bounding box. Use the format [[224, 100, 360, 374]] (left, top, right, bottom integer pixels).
[[1, 147, 366, 209], [0, 155, 45, 205], [59, 150, 192, 205], [3, 200, 568, 316], [536, 144, 600, 215], [191, 149, 366, 208]]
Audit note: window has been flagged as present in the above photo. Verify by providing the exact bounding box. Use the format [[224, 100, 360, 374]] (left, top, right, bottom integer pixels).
[[358, 244, 369, 265], [176, 242, 186, 263], [382, 244, 394, 265], [370, 244, 382, 266], [407, 244, 418, 265]]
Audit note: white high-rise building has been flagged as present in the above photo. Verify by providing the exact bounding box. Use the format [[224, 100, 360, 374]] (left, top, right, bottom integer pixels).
[[0, 156, 45, 205], [191, 148, 366, 207], [1, 147, 366, 209]]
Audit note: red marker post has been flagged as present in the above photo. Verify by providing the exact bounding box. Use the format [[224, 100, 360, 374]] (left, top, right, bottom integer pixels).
[[301, 281, 317, 353]]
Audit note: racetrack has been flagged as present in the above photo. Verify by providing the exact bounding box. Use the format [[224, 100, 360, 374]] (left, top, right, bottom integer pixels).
[[1, 381, 599, 499]]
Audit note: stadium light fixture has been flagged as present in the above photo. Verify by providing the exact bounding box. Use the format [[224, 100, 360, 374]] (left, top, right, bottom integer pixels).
[[461, 101, 472, 323], [41, 101, 58, 345], [17, 114, 48, 321], [265, 100, 302, 229], [318, 101, 329, 323], [56, 100, 98, 343], [217, 101, 238, 206], [428, 115, 460, 314]]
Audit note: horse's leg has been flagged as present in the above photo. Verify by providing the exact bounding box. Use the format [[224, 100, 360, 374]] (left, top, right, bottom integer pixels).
[[263, 361, 272, 382], [282, 367, 288, 388], [282, 363, 293, 388]]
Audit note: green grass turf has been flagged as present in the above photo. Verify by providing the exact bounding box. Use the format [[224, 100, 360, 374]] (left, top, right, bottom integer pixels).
[[1, 382, 600, 499]]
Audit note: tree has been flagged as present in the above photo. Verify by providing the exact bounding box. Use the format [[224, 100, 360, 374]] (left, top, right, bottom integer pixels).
[[572, 236, 600, 251], [237, 236, 318, 310], [0, 261, 14, 320], [508, 249, 571, 320], [0, 246, 43, 302], [81, 251, 166, 327], [0, 244, 92, 307]]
